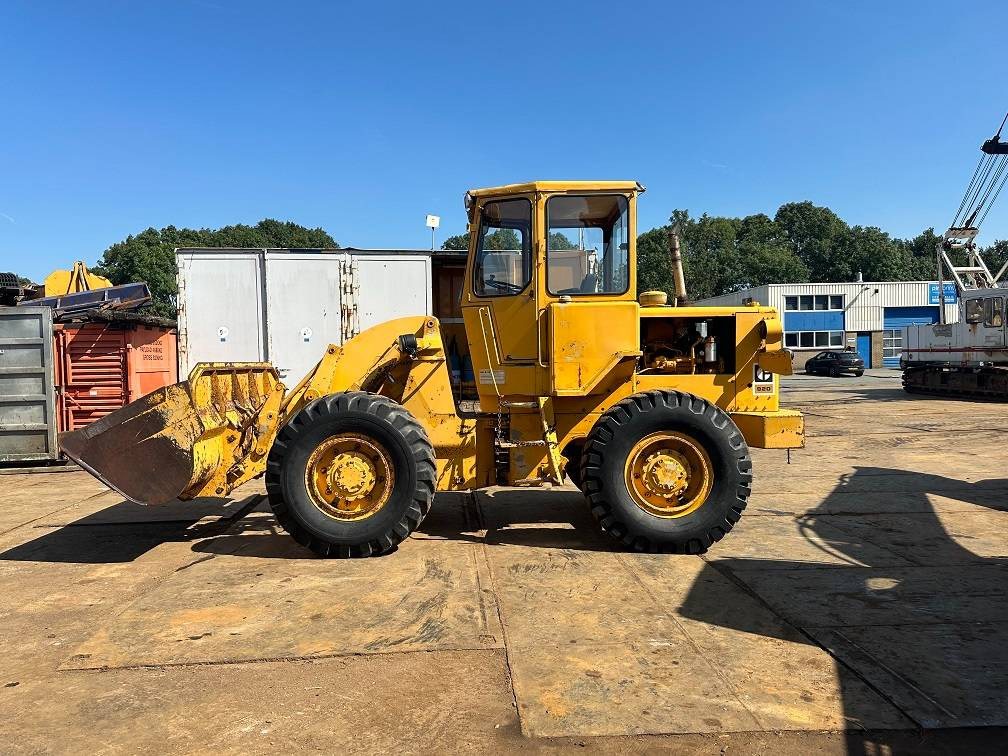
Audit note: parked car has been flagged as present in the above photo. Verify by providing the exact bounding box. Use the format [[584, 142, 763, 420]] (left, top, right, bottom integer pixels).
[[804, 350, 864, 377]]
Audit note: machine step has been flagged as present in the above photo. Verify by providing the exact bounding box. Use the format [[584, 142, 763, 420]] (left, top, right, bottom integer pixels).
[[495, 439, 547, 448]]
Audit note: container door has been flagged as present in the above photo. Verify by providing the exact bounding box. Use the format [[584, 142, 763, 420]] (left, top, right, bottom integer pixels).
[[263, 250, 343, 383], [176, 250, 265, 376], [125, 326, 179, 402], [0, 306, 57, 461], [856, 332, 871, 368], [351, 254, 431, 335], [58, 323, 127, 431]]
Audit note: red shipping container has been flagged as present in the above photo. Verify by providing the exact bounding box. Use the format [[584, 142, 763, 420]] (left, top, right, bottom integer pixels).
[[54, 319, 177, 434]]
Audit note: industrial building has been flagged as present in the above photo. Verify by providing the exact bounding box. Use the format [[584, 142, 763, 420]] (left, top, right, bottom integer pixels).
[[697, 281, 959, 369]]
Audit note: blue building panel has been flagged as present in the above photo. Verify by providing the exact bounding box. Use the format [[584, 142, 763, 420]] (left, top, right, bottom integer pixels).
[[783, 311, 844, 332], [882, 306, 939, 329]]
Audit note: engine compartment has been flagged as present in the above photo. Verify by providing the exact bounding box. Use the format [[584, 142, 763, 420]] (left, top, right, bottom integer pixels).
[[640, 315, 737, 376]]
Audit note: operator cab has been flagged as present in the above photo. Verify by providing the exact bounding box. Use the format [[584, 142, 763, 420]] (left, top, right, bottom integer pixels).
[[461, 181, 642, 405]]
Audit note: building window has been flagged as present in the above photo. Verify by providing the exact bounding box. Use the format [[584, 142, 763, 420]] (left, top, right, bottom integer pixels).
[[785, 331, 845, 349], [785, 294, 843, 311], [883, 329, 902, 359]]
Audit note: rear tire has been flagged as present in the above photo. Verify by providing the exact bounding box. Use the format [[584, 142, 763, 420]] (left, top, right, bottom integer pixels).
[[581, 390, 751, 554], [265, 392, 436, 557]]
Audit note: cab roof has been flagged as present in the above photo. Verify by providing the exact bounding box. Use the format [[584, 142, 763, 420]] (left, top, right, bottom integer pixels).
[[466, 180, 644, 200]]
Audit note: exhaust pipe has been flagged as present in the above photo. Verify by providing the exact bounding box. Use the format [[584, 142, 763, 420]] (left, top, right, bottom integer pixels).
[[667, 227, 688, 305]]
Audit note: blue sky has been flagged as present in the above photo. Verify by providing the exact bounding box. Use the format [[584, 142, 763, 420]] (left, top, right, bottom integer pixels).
[[1, 1, 1006, 282]]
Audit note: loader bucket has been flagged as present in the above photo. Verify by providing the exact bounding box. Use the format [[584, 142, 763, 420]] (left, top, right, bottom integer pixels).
[[60, 363, 283, 506]]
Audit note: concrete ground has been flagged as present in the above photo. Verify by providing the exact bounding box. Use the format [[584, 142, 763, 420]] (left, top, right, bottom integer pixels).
[[1, 372, 1006, 754]]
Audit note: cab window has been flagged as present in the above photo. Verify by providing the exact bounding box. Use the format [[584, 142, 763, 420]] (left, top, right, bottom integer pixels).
[[473, 198, 532, 296], [965, 297, 983, 324], [984, 297, 1004, 328], [546, 194, 629, 295]]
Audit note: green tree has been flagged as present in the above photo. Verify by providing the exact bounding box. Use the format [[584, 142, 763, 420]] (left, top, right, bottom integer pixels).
[[636, 225, 677, 296], [441, 233, 469, 251], [634, 201, 1003, 299], [774, 202, 848, 281], [902, 228, 942, 279], [93, 219, 337, 318], [547, 231, 577, 250], [735, 213, 809, 288], [481, 229, 521, 250], [444, 229, 577, 252], [981, 239, 1008, 278]]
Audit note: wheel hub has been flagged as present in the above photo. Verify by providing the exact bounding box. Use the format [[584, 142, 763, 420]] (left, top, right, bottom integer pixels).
[[305, 433, 394, 521], [624, 431, 714, 518], [326, 451, 377, 501], [640, 450, 690, 498]]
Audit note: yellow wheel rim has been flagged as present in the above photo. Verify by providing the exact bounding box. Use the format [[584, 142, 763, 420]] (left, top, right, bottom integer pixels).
[[304, 433, 395, 521], [624, 431, 713, 518]]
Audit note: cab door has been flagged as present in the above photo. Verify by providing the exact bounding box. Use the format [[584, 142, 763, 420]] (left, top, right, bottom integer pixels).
[[462, 195, 541, 405]]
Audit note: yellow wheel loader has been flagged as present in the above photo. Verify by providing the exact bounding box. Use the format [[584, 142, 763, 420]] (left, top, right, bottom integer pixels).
[[61, 181, 803, 557]]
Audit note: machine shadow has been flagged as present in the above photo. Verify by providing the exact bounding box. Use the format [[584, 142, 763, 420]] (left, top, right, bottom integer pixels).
[[191, 486, 621, 559], [0, 483, 615, 564], [426, 487, 620, 552], [678, 466, 1008, 754], [0, 495, 264, 564]]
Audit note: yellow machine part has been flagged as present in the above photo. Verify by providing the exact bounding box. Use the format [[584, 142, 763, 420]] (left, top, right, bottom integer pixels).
[[43, 261, 112, 296], [60, 363, 284, 505], [731, 409, 805, 449]]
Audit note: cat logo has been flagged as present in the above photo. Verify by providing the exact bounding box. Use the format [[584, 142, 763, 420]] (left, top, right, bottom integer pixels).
[[753, 364, 775, 395]]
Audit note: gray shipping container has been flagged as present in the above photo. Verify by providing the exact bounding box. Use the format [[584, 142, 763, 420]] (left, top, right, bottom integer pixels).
[[176, 248, 432, 382], [0, 306, 58, 462]]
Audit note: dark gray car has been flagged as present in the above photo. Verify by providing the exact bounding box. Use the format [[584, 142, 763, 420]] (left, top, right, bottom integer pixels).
[[805, 350, 865, 377]]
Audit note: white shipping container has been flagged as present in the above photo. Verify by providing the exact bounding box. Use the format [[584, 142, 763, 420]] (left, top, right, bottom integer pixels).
[[176, 248, 432, 382]]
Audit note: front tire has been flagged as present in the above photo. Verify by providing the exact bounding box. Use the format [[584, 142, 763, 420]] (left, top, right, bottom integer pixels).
[[564, 443, 584, 490], [581, 390, 751, 554], [265, 392, 436, 557]]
